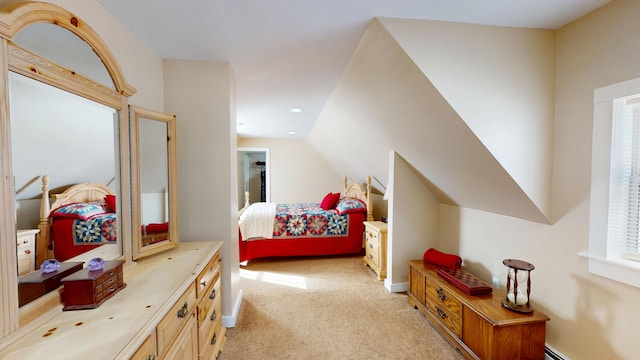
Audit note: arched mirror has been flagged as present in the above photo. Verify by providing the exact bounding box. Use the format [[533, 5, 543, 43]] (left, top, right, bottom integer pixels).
[[0, 2, 136, 336], [130, 106, 179, 259]]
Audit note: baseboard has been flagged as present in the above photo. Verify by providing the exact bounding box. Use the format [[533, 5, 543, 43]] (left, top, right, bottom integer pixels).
[[384, 279, 408, 293], [222, 289, 243, 328], [545, 344, 570, 360]]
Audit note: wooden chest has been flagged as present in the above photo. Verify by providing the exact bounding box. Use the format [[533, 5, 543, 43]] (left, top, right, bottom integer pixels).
[[18, 261, 84, 307], [61, 260, 126, 311], [408, 260, 549, 360]]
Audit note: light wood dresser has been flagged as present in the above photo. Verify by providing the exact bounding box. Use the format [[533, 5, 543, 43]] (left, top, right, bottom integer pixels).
[[0, 241, 224, 360], [408, 260, 549, 360], [363, 221, 387, 280]]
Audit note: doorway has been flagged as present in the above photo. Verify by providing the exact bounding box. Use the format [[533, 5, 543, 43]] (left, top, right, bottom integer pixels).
[[237, 147, 270, 209]]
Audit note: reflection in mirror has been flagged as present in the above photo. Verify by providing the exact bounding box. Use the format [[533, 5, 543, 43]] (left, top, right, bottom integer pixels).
[[13, 23, 114, 89], [131, 106, 178, 260], [139, 118, 169, 245], [10, 72, 121, 280]]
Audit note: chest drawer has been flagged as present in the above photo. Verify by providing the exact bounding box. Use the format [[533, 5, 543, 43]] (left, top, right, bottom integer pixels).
[[425, 278, 462, 318], [425, 277, 462, 338], [61, 260, 126, 311], [157, 282, 197, 359]]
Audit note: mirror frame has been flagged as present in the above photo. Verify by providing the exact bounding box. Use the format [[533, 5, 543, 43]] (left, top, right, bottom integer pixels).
[[0, 2, 136, 338], [130, 105, 179, 260]]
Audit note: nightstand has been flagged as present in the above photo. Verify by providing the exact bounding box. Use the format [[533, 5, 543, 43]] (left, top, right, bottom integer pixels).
[[363, 221, 387, 280], [16, 229, 38, 276]]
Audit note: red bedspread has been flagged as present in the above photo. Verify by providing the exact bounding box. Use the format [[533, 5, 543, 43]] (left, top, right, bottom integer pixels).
[[239, 211, 365, 262]]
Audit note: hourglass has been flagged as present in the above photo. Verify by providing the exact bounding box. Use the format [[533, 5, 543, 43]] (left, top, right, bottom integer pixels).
[[502, 259, 535, 313]]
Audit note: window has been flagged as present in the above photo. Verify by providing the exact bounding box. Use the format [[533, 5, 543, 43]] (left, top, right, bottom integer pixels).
[[583, 76, 640, 288]]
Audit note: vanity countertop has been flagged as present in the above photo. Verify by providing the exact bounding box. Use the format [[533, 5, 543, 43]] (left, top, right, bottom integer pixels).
[[0, 240, 223, 360]]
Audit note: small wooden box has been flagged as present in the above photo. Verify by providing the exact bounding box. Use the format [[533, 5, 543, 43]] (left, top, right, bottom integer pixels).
[[61, 260, 126, 311], [18, 261, 84, 307]]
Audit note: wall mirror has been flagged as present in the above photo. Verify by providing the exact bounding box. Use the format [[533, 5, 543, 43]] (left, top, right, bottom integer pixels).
[[130, 106, 179, 260], [0, 2, 136, 337]]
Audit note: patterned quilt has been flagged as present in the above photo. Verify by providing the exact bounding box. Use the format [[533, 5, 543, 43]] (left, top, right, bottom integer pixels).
[[73, 213, 117, 245], [273, 203, 349, 238]]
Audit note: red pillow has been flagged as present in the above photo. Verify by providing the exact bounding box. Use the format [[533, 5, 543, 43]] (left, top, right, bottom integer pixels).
[[320, 192, 340, 210], [104, 194, 116, 212]]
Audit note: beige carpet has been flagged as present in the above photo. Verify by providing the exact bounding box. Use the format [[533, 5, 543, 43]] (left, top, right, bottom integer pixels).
[[218, 254, 465, 360]]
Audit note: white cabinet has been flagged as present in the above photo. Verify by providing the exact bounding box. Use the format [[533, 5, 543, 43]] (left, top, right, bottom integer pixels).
[[16, 229, 38, 276]]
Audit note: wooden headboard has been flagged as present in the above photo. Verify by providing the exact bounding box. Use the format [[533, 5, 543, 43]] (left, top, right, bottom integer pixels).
[[239, 176, 374, 221], [35, 175, 114, 267], [344, 176, 373, 222]]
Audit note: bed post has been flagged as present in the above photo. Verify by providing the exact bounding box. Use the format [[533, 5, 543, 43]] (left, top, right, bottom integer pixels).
[[365, 176, 374, 221], [35, 175, 52, 267]]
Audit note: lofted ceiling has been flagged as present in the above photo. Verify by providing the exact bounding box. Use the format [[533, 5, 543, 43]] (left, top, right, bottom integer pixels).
[[97, 0, 610, 139]]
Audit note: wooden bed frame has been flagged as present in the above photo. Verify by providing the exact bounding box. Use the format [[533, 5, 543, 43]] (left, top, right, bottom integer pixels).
[[238, 176, 374, 262], [35, 175, 114, 267]]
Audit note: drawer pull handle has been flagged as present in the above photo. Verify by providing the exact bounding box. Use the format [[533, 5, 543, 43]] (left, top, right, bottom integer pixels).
[[435, 288, 447, 301], [210, 333, 217, 345], [108, 278, 115, 284], [24, 249, 31, 254], [210, 309, 217, 321], [369, 243, 373, 248], [108, 271, 114, 276], [177, 302, 189, 318], [435, 306, 448, 320], [145, 355, 156, 360], [201, 280, 207, 288], [209, 288, 216, 300], [369, 254, 373, 259]]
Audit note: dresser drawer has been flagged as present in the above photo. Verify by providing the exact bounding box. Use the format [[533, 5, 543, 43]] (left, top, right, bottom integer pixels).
[[196, 251, 220, 298], [197, 273, 221, 346], [365, 240, 379, 267], [365, 227, 380, 246], [157, 282, 197, 358], [130, 332, 157, 360], [198, 276, 223, 359]]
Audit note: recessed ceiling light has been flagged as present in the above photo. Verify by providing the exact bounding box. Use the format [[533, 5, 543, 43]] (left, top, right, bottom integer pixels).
[[288, 131, 296, 135], [290, 107, 303, 113]]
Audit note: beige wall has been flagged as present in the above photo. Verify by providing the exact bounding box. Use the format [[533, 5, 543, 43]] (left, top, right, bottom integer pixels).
[[445, 1, 640, 359], [238, 138, 343, 203], [38, 0, 165, 110], [163, 59, 241, 325], [308, 2, 639, 358]]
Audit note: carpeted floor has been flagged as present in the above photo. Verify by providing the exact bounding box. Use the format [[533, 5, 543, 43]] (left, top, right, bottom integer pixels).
[[218, 254, 465, 360]]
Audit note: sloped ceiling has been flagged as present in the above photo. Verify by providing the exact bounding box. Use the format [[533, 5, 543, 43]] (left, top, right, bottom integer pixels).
[[308, 18, 555, 224]]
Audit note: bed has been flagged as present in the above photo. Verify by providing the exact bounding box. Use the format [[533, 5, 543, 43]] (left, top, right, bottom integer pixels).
[[36, 175, 117, 264], [238, 176, 374, 263]]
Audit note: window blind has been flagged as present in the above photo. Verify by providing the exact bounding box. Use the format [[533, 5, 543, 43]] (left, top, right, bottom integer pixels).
[[609, 98, 640, 261]]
